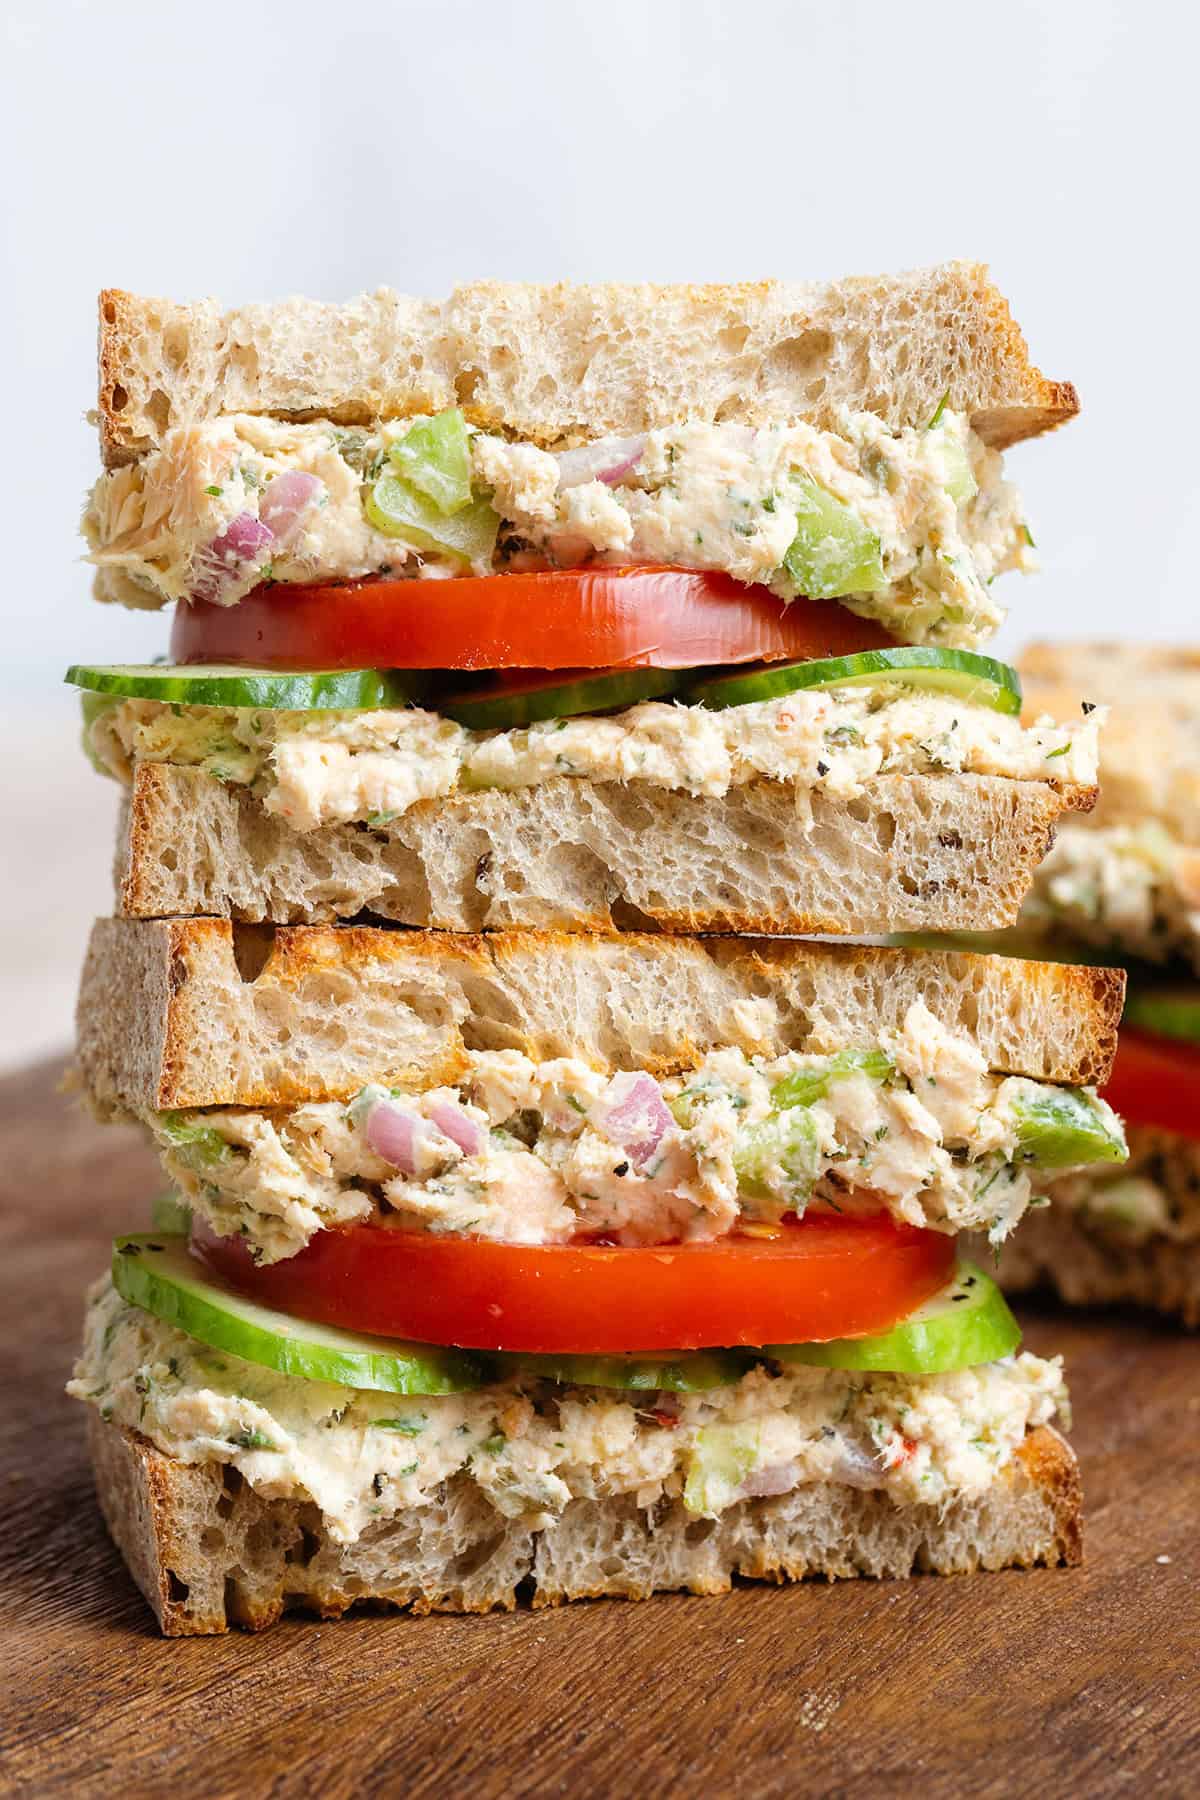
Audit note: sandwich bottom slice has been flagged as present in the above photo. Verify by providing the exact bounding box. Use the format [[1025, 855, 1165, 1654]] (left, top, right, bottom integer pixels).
[[72, 1253, 1081, 1636]]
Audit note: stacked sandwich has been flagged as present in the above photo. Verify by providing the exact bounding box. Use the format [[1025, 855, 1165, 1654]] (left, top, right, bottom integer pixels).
[[68, 264, 1128, 1635], [983, 644, 1200, 1326]]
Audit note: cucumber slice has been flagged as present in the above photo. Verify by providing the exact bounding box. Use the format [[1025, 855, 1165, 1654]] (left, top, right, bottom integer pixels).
[[766, 1263, 1020, 1373], [440, 667, 686, 730], [1123, 984, 1200, 1045], [1010, 1084, 1127, 1170], [111, 1235, 485, 1394], [685, 647, 1022, 716], [494, 1348, 754, 1392], [65, 664, 429, 711]]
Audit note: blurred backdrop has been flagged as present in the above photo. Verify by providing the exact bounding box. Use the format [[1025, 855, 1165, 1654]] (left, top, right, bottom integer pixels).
[[1, 0, 1196, 1067]]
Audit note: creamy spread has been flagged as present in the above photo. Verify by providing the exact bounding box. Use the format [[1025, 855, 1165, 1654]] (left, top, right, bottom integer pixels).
[[89, 687, 1098, 835], [1024, 822, 1200, 971], [146, 1005, 1118, 1263], [70, 1276, 1067, 1544], [1041, 1123, 1200, 1246], [84, 411, 1034, 647]]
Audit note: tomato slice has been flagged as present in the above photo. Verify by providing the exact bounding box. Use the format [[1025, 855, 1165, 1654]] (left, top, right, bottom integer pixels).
[[191, 1213, 955, 1353], [170, 566, 893, 673], [1101, 1028, 1200, 1140]]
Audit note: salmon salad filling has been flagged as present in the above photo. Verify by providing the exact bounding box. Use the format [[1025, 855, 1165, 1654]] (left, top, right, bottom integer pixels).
[[141, 1003, 1126, 1265], [84, 409, 1033, 647], [70, 1275, 1068, 1545], [86, 686, 1098, 835], [1025, 822, 1200, 971]]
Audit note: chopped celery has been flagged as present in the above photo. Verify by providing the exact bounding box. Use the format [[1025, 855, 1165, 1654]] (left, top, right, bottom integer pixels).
[[1010, 1084, 1128, 1170], [683, 1422, 761, 1515], [155, 1112, 234, 1169], [366, 471, 500, 566], [387, 409, 474, 515], [771, 1048, 894, 1110], [734, 1107, 820, 1203], [781, 478, 886, 599], [933, 427, 978, 505]]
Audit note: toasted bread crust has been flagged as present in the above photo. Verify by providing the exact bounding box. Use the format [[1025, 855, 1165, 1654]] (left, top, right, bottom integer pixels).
[[86, 1417, 1082, 1636], [96, 263, 1078, 466], [116, 765, 1096, 938], [74, 916, 1125, 1112]]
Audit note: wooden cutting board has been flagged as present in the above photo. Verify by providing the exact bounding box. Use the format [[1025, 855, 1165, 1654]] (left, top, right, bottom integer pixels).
[[1, 1058, 1196, 1798]]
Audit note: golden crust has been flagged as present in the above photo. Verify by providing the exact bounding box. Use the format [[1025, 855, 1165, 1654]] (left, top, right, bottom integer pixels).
[[96, 264, 1078, 465]]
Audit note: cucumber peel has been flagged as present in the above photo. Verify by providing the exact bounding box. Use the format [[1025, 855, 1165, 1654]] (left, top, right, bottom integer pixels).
[[495, 1349, 754, 1392], [685, 647, 1023, 715], [1123, 984, 1200, 1046], [111, 1235, 486, 1394], [440, 667, 686, 729], [767, 1263, 1020, 1374], [66, 664, 430, 711]]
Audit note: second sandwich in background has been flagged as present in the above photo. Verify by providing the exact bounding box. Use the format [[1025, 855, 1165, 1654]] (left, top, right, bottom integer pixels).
[[988, 643, 1200, 1327]]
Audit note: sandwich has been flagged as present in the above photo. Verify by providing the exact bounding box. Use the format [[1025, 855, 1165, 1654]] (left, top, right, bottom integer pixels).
[[982, 644, 1200, 1326], [70, 263, 1098, 936], [69, 925, 1125, 1632], [63, 263, 1123, 1635]]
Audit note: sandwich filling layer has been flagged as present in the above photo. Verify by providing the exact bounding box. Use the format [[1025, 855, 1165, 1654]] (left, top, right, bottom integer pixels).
[[88, 688, 1098, 835], [1026, 823, 1200, 971], [146, 1005, 1125, 1264], [85, 410, 1032, 646], [70, 1276, 1068, 1545]]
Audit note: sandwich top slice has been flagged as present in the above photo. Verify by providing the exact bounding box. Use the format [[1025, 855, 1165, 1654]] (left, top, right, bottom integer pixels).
[[85, 262, 1068, 641], [69, 924, 1112, 1631]]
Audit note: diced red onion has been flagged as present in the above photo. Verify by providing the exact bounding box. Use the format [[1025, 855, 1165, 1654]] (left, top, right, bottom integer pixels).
[[828, 1437, 881, 1490], [598, 1072, 673, 1172], [739, 1460, 800, 1499], [365, 1099, 431, 1174], [556, 436, 646, 489], [427, 1097, 484, 1157], [259, 471, 323, 543], [190, 512, 275, 602]]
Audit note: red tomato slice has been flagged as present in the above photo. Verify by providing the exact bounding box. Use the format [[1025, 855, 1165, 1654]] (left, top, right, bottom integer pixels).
[[191, 1213, 955, 1354], [170, 566, 893, 673], [1102, 1028, 1200, 1140]]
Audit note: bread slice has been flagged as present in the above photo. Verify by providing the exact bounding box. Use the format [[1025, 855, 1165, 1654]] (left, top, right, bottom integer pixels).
[[989, 1211, 1200, 1328], [96, 262, 1077, 467], [116, 766, 1097, 937], [87, 1415, 1082, 1635], [1020, 641, 1200, 840], [75, 916, 1125, 1112]]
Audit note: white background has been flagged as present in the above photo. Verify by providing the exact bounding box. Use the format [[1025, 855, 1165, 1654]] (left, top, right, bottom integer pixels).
[[1, 0, 1196, 1066]]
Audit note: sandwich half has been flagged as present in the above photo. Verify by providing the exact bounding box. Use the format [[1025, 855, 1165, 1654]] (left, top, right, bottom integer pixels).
[[980, 643, 1200, 1326], [69, 925, 1124, 1632], [70, 262, 1096, 936]]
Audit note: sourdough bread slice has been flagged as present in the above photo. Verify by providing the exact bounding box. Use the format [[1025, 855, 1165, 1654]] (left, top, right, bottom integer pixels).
[[1020, 641, 1200, 840], [96, 262, 1077, 466], [87, 1416, 1082, 1636], [75, 918, 1125, 1112], [116, 766, 1097, 937], [988, 1213, 1200, 1328]]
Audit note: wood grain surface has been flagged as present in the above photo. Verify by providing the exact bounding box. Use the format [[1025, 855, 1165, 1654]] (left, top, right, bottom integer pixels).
[[1, 1058, 1196, 1799]]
